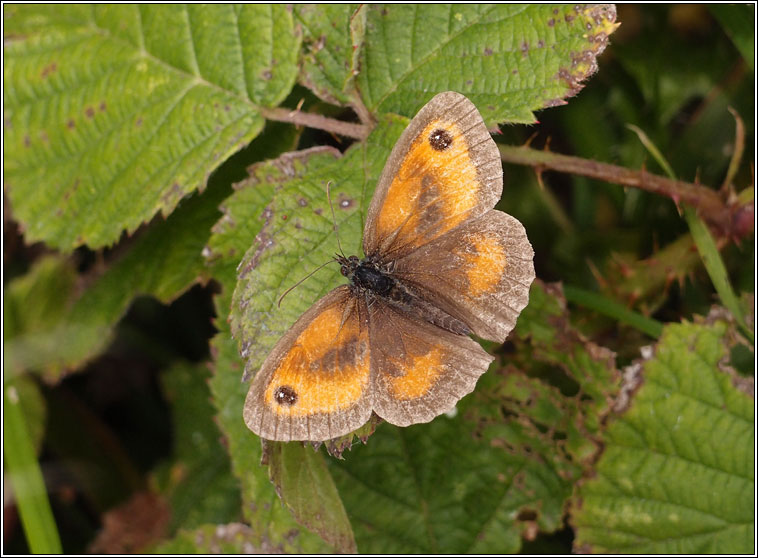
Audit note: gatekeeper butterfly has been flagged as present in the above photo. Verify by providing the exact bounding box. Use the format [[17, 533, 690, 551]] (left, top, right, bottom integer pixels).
[[242, 92, 535, 441]]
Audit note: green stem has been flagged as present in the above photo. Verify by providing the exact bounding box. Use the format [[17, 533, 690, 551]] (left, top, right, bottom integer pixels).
[[3, 381, 62, 553], [563, 285, 663, 339]]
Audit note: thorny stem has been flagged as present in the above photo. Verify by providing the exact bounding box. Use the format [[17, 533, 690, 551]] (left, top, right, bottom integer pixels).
[[498, 144, 753, 239], [261, 106, 369, 140]]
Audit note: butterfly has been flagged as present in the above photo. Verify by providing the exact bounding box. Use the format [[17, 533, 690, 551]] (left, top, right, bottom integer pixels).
[[242, 91, 535, 442]]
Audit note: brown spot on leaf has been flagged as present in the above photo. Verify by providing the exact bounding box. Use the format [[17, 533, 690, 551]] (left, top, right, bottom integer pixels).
[[99, 101, 107, 112], [484, 47, 493, 56], [338, 196, 354, 210], [297, 197, 308, 207], [85, 107, 95, 119], [548, 17, 555, 26], [160, 182, 183, 207], [314, 207, 323, 216], [262, 70, 273, 80], [40, 62, 57, 79], [24, 135, 30, 148], [135, 117, 143, 127], [239, 205, 276, 277]]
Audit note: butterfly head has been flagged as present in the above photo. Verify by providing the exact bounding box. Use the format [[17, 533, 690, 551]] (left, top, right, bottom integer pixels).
[[336, 254, 361, 279]]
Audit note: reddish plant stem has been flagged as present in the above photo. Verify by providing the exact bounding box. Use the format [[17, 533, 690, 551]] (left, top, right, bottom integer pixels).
[[261, 106, 369, 140], [498, 144, 751, 237]]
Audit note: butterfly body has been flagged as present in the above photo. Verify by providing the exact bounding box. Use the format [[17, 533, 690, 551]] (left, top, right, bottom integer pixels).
[[240, 92, 536, 442], [340, 254, 472, 337]]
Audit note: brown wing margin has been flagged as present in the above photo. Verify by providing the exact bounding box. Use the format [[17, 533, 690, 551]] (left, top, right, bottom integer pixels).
[[243, 286, 374, 441]]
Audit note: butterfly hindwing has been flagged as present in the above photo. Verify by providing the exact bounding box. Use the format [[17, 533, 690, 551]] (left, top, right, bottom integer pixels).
[[363, 91, 503, 261], [243, 286, 373, 441], [367, 299, 494, 426], [391, 209, 535, 344]]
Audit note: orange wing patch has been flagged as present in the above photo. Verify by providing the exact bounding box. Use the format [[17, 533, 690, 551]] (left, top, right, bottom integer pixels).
[[386, 346, 445, 400], [264, 305, 370, 417], [375, 119, 480, 254], [458, 232, 507, 297]]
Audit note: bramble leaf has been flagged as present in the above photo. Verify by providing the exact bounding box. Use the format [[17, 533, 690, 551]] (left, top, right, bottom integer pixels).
[[3, 4, 298, 250], [266, 442, 356, 553], [295, 4, 366, 107], [356, 4, 618, 125], [572, 319, 755, 553]]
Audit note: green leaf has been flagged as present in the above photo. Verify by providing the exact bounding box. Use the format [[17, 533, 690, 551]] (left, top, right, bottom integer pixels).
[[295, 4, 366, 107], [572, 319, 755, 553], [356, 4, 618, 125], [154, 362, 241, 532], [3, 4, 299, 250], [3, 381, 62, 554], [3, 183, 229, 382], [3, 255, 82, 376], [710, 4, 755, 71], [266, 442, 357, 553]]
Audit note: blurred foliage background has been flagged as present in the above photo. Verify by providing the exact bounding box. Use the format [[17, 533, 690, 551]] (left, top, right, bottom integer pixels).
[[3, 4, 754, 553]]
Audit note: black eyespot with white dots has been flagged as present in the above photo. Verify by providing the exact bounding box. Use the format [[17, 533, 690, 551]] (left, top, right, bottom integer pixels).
[[429, 128, 453, 151], [273, 385, 298, 406]]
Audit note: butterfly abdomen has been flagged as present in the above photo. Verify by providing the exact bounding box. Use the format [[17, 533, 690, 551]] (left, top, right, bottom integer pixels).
[[386, 281, 471, 336]]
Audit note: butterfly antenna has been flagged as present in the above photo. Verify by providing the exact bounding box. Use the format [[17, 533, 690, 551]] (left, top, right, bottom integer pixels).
[[277, 259, 337, 308], [326, 181, 346, 257]]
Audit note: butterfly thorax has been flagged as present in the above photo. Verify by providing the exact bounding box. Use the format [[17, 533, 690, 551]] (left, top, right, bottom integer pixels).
[[340, 255, 394, 296], [337, 254, 470, 336]]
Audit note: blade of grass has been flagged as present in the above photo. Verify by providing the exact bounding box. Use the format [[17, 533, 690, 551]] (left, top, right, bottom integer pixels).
[[3, 381, 62, 554], [627, 125, 753, 345], [625, 124, 676, 179], [563, 285, 663, 338], [684, 207, 753, 343]]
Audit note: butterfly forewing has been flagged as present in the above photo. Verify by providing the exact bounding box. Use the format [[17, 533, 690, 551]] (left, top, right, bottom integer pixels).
[[363, 91, 503, 262], [243, 286, 373, 441]]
